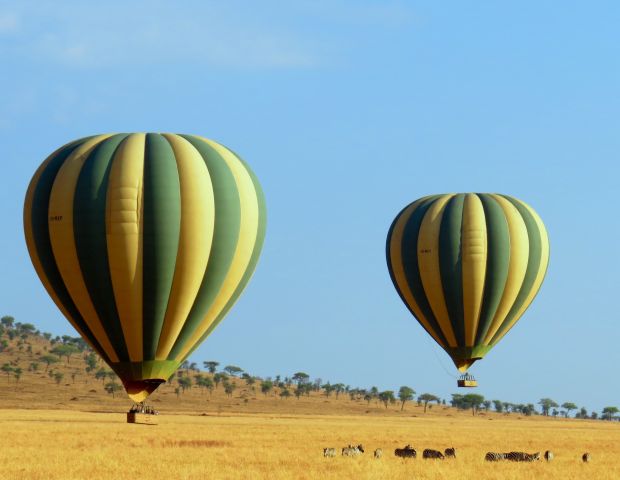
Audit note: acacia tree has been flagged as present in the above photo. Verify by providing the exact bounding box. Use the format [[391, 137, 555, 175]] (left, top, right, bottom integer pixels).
[[1, 363, 13, 383], [203, 361, 219, 374], [260, 380, 273, 396], [398, 386, 415, 411], [178, 376, 192, 393], [602, 406, 619, 421], [539, 398, 559, 416], [105, 381, 122, 398], [378, 391, 395, 409], [418, 393, 440, 413], [462, 394, 485, 416], [562, 402, 578, 418], [224, 365, 243, 377], [292, 372, 310, 385]]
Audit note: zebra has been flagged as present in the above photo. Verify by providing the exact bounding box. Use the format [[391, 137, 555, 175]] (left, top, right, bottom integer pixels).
[[373, 448, 383, 459], [444, 447, 456, 458], [323, 448, 336, 457], [394, 445, 417, 458], [582, 452, 591, 463], [485, 452, 505, 462], [505, 451, 540, 462], [342, 444, 364, 456], [544, 450, 554, 462], [423, 449, 445, 459]]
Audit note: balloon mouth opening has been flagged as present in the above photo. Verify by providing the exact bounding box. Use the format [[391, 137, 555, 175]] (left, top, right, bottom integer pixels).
[[453, 358, 479, 373], [123, 379, 165, 402]]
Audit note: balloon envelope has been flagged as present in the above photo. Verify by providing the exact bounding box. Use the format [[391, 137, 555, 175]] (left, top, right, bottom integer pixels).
[[386, 193, 549, 372], [24, 133, 266, 401]]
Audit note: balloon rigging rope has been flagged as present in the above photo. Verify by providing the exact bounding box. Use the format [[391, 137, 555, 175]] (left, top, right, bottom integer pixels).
[[429, 342, 458, 379]]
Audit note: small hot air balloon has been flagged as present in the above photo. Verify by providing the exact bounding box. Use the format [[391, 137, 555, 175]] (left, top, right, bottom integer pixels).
[[24, 133, 266, 403], [386, 193, 549, 386]]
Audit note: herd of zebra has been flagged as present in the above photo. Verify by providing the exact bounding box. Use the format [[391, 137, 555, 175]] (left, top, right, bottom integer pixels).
[[323, 445, 593, 463]]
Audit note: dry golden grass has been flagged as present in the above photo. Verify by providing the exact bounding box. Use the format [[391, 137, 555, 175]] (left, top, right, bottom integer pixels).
[[0, 409, 618, 480]]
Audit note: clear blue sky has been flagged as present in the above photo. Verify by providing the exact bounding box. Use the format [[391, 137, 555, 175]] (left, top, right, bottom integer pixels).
[[1, 1, 619, 413]]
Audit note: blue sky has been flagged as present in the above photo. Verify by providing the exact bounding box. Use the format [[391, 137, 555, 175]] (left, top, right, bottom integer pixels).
[[1, 1, 619, 413]]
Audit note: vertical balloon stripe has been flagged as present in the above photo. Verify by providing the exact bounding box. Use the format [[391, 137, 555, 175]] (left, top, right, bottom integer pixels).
[[48, 134, 119, 363], [142, 134, 182, 359], [24, 138, 112, 363], [438, 194, 466, 346], [74, 134, 130, 361], [482, 194, 530, 343], [167, 135, 242, 359], [489, 197, 549, 345], [182, 145, 268, 359], [386, 198, 447, 347], [418, 195, 458, 347], [398, 196, 450, 348], [106, 133, 146, 362], [172, 137, 259, 362], [155, 134, 215, 359], [461, 193, 487, 347], [474, 195, 511, 344]]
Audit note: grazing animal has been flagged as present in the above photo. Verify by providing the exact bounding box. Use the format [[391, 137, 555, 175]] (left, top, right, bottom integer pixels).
[[395, 445, 417, 458], [374, 448, 383, 459], [423, 449, 445, 460], [323, 448, 336, 458], [342, 444, 364, 457], [505, 451, 541, 462], [444, 447, 456, 458], [582, 452, 591, 463], [544, 450, 554, 462], [485, 452, 505, 462]]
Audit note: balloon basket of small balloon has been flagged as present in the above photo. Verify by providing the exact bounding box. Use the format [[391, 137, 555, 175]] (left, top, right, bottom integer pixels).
[[127, 412, 158, 425], [457, 374, 477, 388]]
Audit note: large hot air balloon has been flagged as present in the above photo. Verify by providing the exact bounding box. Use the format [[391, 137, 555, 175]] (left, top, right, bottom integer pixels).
[[24, 133, 266, 402], [386, 193, 549, 385]]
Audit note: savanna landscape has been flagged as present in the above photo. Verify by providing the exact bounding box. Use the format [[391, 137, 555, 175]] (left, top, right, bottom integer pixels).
[[1, 317, 618, 480]]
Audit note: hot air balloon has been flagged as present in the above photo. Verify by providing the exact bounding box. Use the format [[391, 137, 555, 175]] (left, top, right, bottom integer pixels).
[[24, 133, 266, 405], [386, 193, 549, 387]]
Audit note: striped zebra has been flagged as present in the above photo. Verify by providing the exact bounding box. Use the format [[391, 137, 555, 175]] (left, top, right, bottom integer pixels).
[[394, 445, 417, 458], [323, 448, 336, 458], [374, 449, 383, 459], [444, 447, 456, 458], [505, 451, 540, 462], [485, 452, 505, 462], [342, 444, 364, 456], [423, 449, 445, 459], [544, 450, 554, 462], [582, 452, 591, 463]]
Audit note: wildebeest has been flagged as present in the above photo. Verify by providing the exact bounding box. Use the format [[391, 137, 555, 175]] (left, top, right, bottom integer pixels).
[[373, 448, 383, 459], [485, 452, 505, 462], [444, 447, 456, 458], [323, 448, 336, 457], [544, 450, 554, 462], [342, 444, 364, 456], [423, 449, 445, 459], [505, 451, 540, 462], [394, 445, 417, 458], [582, 452, 591, 463]]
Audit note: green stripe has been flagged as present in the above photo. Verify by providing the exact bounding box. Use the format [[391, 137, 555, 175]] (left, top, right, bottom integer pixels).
[[142, 133, 182, 359], [167, 135, 242, 359], [438, 194, 466, 346], [488, 196, 545, 344], [28, 137, 112, 364], [396, 195, 450, 349], [74, 134, 130, 361], [181, 145, 267, 360], [474, 194, 511, 344]]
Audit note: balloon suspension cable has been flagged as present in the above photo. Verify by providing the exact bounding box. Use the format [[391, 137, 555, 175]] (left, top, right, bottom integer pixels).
[[429, 343, 458, 379]]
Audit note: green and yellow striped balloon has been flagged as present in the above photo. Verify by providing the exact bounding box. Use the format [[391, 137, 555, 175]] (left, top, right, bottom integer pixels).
[[386, 193, 549, 372], [24, 133, 266, 401]]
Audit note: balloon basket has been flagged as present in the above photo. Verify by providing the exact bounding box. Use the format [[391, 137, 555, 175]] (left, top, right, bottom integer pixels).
[[127, 412, 158, 425], [457, 374, 477, 388]]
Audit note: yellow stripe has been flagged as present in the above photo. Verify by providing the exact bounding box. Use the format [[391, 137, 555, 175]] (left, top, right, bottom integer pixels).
[[461, 194, 487, 347], [47, 134, 119, 363], [417, 194, 458, 347], [106, 134, 146, 362], [173, 137, 259, 362], [24, 146, 101, 355], [490, 200, 550, 345], [482, 194, 530, 343], [388, 199, 445, 347], [155, 134, 216, 359]]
